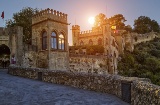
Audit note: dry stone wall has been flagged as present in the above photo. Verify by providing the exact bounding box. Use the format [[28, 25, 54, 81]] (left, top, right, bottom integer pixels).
[[8, 65, 160, 105], [131, 81, 160, 105]]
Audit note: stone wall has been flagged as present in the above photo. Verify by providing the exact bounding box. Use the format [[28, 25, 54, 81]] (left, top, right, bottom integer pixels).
[[0, 27, 9, 46], [37, 51, 48, 68], [22, 51, 69, 70], [22, 51, 37, 68], [49, 51, 69, 70], [130, 32, 157, 45], [69, 55, 108, 74], [0, 35, 9, 46], [131, 81, 160, 105], [8, 66, 160, 105], [22, 51, 48, 68]]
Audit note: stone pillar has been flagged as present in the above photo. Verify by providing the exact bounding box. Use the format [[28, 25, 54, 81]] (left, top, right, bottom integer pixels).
[[9, 26, 23, 66], [15, 26, 23, 66]]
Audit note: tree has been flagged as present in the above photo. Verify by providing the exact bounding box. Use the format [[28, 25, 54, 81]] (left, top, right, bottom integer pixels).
[[94, 13, 107, 28], [150, 20, 160, 32], [118, 38, 160, 85], [145, 57, 160, 74], [86, 45, 104, 55], [108, 14, 126, 30], [6, 7, 39, 44], [133, 16, 160, 34], [124, 25, 132, 32], [94, 14, 127, 31]]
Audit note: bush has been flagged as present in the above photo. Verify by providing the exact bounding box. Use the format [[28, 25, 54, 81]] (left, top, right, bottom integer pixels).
[[118, 37, 160, 85]]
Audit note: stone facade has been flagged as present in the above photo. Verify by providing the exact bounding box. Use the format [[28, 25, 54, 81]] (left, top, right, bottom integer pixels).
[[0, 26, 24, 62], [124, 31, 157, 51], [72, 21, 157, 74], [69, 54, 108, 74], [22, 51, 37, 68], [72, 22, 119, 74], [2, 8, 70, 71], [31, 8, 69, 71], [7, 26, 24, 66], [0, 27, 9, 46], [8, 66, 160, 105]]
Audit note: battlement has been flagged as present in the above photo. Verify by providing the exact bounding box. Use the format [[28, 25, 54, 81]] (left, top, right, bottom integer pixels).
[[72, 25, 80, 30], [32, 8, 68, 25], [124, 32, 157, 46], [79, 29, 103, 37]]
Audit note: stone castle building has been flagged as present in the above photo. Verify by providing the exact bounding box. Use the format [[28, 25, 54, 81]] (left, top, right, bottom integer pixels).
[[0, 27, 9, 46], [71, 19, 157, 74], [31, 8, 69, 70], [71, 21, 120, 74], [124, 31, 157, 51], [0, 27, 10, 63], [5, 8, 69, 71], [0, 8, 157, 74]]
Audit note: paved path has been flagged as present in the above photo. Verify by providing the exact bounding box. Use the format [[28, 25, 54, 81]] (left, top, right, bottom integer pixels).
[[0, 69, 129, 105]]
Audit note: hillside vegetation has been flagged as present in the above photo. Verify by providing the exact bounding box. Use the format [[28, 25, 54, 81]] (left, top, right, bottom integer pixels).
[[118, 37, 160, 85]]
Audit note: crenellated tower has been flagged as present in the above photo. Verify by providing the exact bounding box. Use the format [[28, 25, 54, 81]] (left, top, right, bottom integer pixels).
[[72, 25, 80, 46], [32, 8, 69, 70]]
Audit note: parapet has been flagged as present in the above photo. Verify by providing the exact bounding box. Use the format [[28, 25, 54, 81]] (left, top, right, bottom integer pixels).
[[79, 29, 103, 37], [72, 25, 80, 30], [32, 8, 68, 25]]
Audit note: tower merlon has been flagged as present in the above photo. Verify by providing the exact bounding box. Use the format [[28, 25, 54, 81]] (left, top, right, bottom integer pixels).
[[72, 25, 80, 30], [32, 8, 68, 25]]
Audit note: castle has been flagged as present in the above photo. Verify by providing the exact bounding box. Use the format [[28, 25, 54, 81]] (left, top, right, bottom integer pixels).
[[0, 8, 69, 70], [71, 22, 119, 74], [1, 8, 159, 104], [71, 21, 157, 74], [0, 8, 157, 75]]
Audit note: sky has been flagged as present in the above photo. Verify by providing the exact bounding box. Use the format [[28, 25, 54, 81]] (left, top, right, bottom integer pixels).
[[0, 0, 160, 45]]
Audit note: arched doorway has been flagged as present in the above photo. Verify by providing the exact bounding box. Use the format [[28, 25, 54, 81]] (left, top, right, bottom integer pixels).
[[0, 44, 10, 67]]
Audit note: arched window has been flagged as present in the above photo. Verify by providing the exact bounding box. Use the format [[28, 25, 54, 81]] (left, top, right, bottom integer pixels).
[[89, 39, 93, 45], [59, 34, 65, 50], [51, 32, 57, 49], [80, 40, 84, 45], [42, 31, 47, 50], [98, 38, 102, 45]]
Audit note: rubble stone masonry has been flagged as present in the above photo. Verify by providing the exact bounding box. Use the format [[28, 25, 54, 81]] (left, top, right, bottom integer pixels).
[[8, 65, 160, 105]]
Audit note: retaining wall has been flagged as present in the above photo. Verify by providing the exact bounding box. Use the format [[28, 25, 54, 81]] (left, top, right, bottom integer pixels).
[[8, 65, 160, 105]]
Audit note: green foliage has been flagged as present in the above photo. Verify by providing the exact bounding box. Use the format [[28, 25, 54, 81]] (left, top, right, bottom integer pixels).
[[134, 16, 160, 34], [150, 49, 160, 58], [94, 13, 129, 31], [69, 45, 104, 55], [86, 45, 104, 55], [108, 14, 126, 30], [124, 25, 133, 32], [118, 38, 160, 85], [6, 7, 39, 44], [94, 13, 107, 28]]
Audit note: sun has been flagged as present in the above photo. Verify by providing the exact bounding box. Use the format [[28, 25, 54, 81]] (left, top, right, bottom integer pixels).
[[88, 17, 95, 25]]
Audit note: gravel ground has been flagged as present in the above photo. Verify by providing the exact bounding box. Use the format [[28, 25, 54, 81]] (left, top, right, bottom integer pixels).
[[0, 69, 129, 105]]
